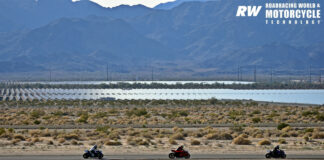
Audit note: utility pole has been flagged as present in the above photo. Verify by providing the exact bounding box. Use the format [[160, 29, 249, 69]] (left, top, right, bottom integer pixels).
[[106, 64, 109, 81], [151, 68, 154, 82], [319, 71, 322, 84], [270, 68, 273, 83], [240, 66, 242, 81], [254, 65, 256, 82], [309, 65, 312, 83], [237, 65, 240, 81], [49, 68, 52, 82]]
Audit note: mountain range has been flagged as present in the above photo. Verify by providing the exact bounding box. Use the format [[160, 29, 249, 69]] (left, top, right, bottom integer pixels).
[[0, 0, 323, 79]]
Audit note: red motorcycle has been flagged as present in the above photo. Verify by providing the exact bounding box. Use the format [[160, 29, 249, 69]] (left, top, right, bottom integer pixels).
[[169, 149, 191, 159]]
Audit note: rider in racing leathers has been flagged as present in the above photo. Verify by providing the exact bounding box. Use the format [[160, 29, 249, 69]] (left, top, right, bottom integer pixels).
[[90, 145, 98, 156]]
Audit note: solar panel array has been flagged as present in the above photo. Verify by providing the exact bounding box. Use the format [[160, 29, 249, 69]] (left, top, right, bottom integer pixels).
[[0, 88, 222, 101]]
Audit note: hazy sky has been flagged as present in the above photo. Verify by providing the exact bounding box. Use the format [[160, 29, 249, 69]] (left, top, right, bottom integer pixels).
[[73, 0, 176, 8]]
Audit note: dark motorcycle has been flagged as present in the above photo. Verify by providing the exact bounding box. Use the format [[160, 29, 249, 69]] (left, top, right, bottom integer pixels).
[[169, 149, 190, 159], [265, 149, 286, 159], [83, 149, 104, 159]]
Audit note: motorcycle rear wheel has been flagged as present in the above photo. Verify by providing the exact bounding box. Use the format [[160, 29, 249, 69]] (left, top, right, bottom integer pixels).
[[265, 153, 271, 159], [169, 153, 175, 159], [185, 154, 190, 159]]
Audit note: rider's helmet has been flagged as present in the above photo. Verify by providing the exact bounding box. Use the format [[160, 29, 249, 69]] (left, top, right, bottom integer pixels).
[[93, 145, 97, 149], [179, 145, 184, 149]]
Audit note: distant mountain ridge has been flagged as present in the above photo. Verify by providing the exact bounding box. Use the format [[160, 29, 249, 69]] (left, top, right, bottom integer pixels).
[[0, 0, 152, 32], [0, 0, 323, 78]]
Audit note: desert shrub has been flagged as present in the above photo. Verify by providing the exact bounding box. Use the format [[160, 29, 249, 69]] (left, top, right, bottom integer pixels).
[[47, 140, 54, 145], [178, 111, 189, 117], [232, 136, 251, 145], [13, 134, 25, 141], [304, 128, 314, 133], [316, 113, 324, 121], [58, 138, 65, 143], [191, 139, 201, 145], [64, 134, 79, 140], [206, 133, 232, 140], [34, 120, 41, 125], [53, 111, 66, 116], [302, 110, 318, 117], [230, 124, 244, 132], [96, 126, 110, 133], [105, 140, 122, 146], [277, 123, 290, 130], [258, 139, 271, 145], [30, 110, 45, 119], [280, 133, 290, 137], [71, 140, 78, 145], [239, 134, 249, 138], [141, 132, 154, 139], [41, 130, 51, 137], [0, 128, 5, 135], [77, 114, 88, 123], [172, 133, 185, 140], [278, 139, 287, 144], [169, 138, 177, 145], [127, 137, 149, 146], [303, 136, 309, 141], [252, 117, 261, 123], [94, 112, 107, 118], [126, 108, 148, 117], [281, 126, 292, 132], [11, 139, 20, 145], [252, 110, 261, 114], [108, 132, 120, 140], [311, 132, 324, 139], [8, 128, 14, 133], [32, 138, 41, 143]]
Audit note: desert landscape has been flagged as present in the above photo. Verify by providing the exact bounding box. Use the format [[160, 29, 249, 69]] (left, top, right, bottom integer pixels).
[[0, 100, 323, 156]]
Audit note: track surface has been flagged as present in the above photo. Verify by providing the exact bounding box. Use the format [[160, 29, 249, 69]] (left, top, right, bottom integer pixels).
[[1, 154, 324, 160]]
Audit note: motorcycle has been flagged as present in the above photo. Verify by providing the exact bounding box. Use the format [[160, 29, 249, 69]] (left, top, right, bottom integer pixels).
[[169, 149, 190, 159], [83, 149, 104, 159], [265, 149, 286, 159]]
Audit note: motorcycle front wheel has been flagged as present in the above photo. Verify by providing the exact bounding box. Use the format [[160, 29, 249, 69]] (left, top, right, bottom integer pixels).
[[265, 153, 271, 159], [83, 153, 90, 159], [169, 153, 175, 159], [185, 154, 190, 159]]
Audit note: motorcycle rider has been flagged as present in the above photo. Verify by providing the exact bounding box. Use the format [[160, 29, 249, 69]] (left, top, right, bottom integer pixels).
[[177, 145, 184, 152], [90, 145, 98, 156], [273, 145, 280, 155]]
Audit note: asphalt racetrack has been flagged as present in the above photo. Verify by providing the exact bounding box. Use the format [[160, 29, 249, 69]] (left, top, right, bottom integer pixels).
[[1, 154, 324, 160]]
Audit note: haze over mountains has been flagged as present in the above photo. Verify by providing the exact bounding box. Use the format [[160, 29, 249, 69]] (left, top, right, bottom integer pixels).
[[0, 0, 323, 79]]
